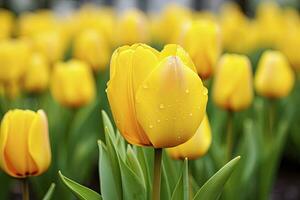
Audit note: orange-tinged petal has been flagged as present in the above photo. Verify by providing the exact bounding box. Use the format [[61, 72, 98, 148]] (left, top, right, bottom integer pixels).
[[135, 56, 208, 148], [167, 114, 211, 160], [28, 110, 51, 176]]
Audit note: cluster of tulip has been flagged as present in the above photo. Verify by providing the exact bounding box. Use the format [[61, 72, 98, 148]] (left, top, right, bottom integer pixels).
[[0, 1, 299, 200]]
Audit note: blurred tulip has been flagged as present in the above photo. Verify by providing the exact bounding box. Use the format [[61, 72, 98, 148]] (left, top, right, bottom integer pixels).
[[178, 19, 221, 79], [107, 43, 208, 148], [0, 9, 14, 40], [254, 51, 295, 98], [73, 29, 110, 71], [212, 54, 253, 111], [116, 9, 150, 45], [23, 52, 50, 93], [0, 109, 51, 178], [0, 39, 30, 82], [32, 30, 67, 64], [167, 114, 211, 160], [51, 59, 96, 108]]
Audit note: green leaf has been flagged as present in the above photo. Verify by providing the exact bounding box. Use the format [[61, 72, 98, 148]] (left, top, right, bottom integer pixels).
[[42, 183, 56, 200], [102, 110, 116, 141], [98, 141, 122, 200], [161, 161, 171, 200], [119, 154, 147, 200], [59, 171, 102, 200], [171, 158, 189, 200], [126, 146, 145, 185], [193, 156, 241, 200]]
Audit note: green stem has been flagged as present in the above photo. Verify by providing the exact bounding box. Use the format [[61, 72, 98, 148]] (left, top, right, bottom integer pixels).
[[226, 112, 233, 161], [268, 100, 275, 139], [152, 148, 162, 200], [21, 178, 29, 200]]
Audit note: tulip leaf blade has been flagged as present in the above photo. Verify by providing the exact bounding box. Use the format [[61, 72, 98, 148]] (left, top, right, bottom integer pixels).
[[161, 161, 171, 200], [101, 110, 115, 141], [58, 171, 102, 200], [42, 183, 56, 200], [119, 152, 147, 200], [98, 141, 122, 200], [193, 156, 241, 200], [171, 158, 189, 200]]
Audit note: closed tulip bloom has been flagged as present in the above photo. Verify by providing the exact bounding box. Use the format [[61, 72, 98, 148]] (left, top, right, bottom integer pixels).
[[73, 29, 110, 71], [107, 44, 208, 148], [0, 39, 30, 82], [116, 9, 150, 45], [0, 109, 51, 178], [23, 52, 50, 93], [213, 54, 253, 111], [254, 51, 295, 98], [167, 114, 211, 160], [179, 19, 221, 79], [51, 59, 96, 108]]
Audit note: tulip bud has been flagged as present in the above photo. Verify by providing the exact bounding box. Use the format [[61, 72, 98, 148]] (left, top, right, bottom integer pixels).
[[50, 59, 96, 108], [0, 109, 51, 178], [178, 19, 221, 79], [107, 43, 208, 148], [73, 29, 110, 71], [116, 9, 150, 45], [212, 54, 253, 111], [23, 52, 50, 93], [254, 51, 295, 98], [0, 39, 30, 82], [167, 114, 211, 160]]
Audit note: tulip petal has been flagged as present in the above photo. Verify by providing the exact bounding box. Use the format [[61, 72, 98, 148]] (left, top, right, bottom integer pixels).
[[28, 110, 51, 176], [160, 44, 197, 73], [135, 56, 208, 148], [107, 45, 159, 146]]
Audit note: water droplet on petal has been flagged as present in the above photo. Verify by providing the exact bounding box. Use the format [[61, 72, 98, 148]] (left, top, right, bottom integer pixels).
[[189, 113, 193, 116], [143, 84, 148, 89], [159, 104, 164, 109], [149, 124, 153, 129], [185, 89, 189, 94], [202, 88, 208, 95], [157, 119, 161, 123]]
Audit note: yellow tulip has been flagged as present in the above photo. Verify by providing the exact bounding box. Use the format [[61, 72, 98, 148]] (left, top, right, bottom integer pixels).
[[0, 39, 30, 82], [116, 9, 150, 45], [0, 9, 14, 40], [254, 51, 295, 98], [212, 54, 253, 111], [107, 43, 208, 148], [51, 59, 96, 108], [167, 114, 211, 160], [32, 30, 67, 64], [73, 29, 110, 71], [23, 52, 50, 93], [178, 19, 221, 79], [0, 109, 51, 178]]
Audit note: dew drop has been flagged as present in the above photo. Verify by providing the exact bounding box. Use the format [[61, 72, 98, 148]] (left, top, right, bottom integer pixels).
[[159, 104, 164, 109], [105, 89, 108, 93], [202, 88, 208, 95], [189, 113, 193, 116], [149, 124, 153, 129], [157, 119, 161, 123], [185, 89, 189, 94], [143, 84, 148, 89]]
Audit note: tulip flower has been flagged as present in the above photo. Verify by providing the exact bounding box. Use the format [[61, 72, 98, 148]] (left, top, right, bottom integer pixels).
[[0, 109, 51, 178], [51, 59, 96, 108], [73, 29, 110, 71], [23, 52, 50, 93], [212, 54, 253, 111], [116, 9, 150, 45], [0, 9, 14, 40], [107, 43, 208, 148], [254, 51, 295, 98], [167, 114, 211, 160], [0, 39, 30, 82], [178, 19, 221, 79]]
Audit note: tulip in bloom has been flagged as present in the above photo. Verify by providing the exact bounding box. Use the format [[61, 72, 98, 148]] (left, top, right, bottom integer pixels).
[[0, 109, 51, 178], [212, 54, 253, 111], [51, 59, 96, 107], [254, 51, 295, 98], [23, 52, 50, 93], [107, 44, 208, 148], [178, 19, 221, 79], [73, 29, 110, 71], [116, 9, 150, 45], [167, 115, 211, 160], [0, 39, 30, 82]]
